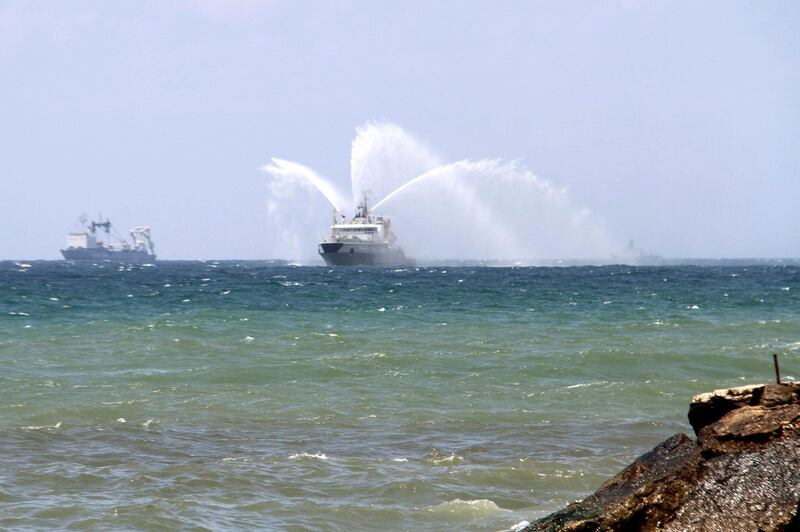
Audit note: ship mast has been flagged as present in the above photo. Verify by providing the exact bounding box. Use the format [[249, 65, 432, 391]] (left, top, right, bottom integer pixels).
[[355, 193, 370, 221]]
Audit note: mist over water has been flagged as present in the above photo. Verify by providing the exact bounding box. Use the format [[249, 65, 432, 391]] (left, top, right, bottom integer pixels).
[[350, 121, 441, 209], [261, 159, 349, 261], [263, 122, 615, 262]]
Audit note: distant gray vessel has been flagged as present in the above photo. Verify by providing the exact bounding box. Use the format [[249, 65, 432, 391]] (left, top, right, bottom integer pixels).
[[318, 196, 412, 266], [61, 216, 156, 263]]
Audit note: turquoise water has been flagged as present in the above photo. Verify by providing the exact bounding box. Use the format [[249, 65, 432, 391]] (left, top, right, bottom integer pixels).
[[1, 261, 798, 529]]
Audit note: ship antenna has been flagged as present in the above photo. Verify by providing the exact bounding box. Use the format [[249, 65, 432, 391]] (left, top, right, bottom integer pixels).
[[357, 191, 371, 219]]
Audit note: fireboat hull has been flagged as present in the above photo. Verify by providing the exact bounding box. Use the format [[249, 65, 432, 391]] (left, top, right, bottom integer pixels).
[[319, 242, 413, 267]]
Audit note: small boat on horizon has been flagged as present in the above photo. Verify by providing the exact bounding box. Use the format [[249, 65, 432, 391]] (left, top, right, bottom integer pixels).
[[61, 215, 156, 263]]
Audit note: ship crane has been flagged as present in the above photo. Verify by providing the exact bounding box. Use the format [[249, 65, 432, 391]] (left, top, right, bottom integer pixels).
[[90, 220, 112, 234], [129, 226, 155, 255]]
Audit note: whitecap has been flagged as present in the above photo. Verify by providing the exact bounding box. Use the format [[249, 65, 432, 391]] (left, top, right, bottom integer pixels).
[[377, 307, 386, 312], [243, 336, 255, 343], [391, 457, 408, 463], [564, 382, 593, 389], [428, 453, 464, 465], [116, 417, 126, 423], [428, 498, 509, 516], [22, 421, 63, 431], [289, 452, 329, 460]]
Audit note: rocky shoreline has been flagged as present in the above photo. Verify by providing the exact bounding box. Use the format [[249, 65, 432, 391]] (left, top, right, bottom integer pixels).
[[523, 383, 800, 531]]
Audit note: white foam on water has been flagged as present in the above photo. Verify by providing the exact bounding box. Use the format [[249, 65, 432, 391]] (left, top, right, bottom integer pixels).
[[503, 520, 532, 532], [289, 452, 329, 461], [427, 453, 464, 465], [564, 382, 592, 389], [563, 380, 617, 390], [242, 336, 254, 343], [21, 421, 63, 431], [428, 498, 509, 517], [391, 457, 408, 463]]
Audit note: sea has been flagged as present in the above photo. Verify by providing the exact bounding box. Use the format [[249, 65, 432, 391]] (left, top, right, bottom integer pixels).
[[1, 260, 798, 530]]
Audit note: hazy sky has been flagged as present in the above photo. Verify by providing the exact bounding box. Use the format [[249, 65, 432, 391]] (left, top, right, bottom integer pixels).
[[1, 0, 798, 260]]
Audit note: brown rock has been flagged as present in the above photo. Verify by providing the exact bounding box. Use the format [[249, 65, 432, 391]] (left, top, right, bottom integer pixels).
[[523, 383, 800, 531]]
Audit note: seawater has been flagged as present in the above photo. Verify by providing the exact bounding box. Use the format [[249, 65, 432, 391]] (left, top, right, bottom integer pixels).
[[1, 261, 798, 530]]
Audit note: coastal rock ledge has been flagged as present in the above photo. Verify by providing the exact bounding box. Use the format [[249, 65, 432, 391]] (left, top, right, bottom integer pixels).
[[523, 383, 800, 531]]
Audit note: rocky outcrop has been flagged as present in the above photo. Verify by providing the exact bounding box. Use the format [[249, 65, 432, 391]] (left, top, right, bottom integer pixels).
[[524, 383, 800, 531]]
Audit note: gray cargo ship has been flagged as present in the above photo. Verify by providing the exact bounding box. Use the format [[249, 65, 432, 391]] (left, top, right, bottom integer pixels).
[[318, 196, 412, 266], [61, 217, 156, 263]]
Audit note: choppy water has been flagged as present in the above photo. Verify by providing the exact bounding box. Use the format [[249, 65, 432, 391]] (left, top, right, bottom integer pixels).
[[1, 261, 798, 530]]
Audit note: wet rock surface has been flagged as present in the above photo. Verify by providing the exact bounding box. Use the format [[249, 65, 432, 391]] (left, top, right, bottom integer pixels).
[[524, 383, 800, 531]]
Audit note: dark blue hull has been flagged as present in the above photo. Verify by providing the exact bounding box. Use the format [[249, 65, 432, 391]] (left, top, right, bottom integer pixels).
[[318, 242, 412, 267], [61, 248, 156, 263]]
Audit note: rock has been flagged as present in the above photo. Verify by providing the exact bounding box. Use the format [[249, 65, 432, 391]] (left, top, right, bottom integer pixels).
[[523, 383, 800, 531]]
